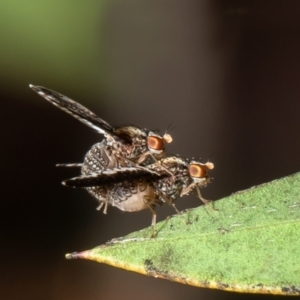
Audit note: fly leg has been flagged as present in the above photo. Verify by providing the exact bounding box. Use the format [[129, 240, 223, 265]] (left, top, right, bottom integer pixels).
[[158, 192, 181, 214], [137, 152, 176, 181], [196, 186, 211, 204], [153, 155, 174, 177], [96, 191, 110, 214], [102, 191, 110, 214], [142, 195, 160, 237], [181, 183, 212, 205], [136, 151, 151, 165], [195, 187, 218, 211], [96, 202, 104, 211]]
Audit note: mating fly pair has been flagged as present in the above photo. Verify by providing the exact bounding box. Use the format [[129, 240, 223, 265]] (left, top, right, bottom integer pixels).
[[30, 85, 213, 230]]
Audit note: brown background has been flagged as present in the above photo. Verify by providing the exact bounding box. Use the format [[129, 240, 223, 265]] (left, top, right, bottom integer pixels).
[[1, 1, 300, 299]]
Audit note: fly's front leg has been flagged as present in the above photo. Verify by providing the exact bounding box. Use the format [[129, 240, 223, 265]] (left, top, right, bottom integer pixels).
[[182, 183, 211, 205], [195, 186, 211, 204], [136, 151, 151, 165], [150, 156, 176, 184], [138, 152, 176, 181], [181, 182, 196, 197]]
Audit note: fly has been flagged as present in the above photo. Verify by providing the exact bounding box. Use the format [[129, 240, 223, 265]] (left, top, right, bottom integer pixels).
[[29, 85, 172, 168], [30, 84, 174, 221], [62, 156, 214, 233]]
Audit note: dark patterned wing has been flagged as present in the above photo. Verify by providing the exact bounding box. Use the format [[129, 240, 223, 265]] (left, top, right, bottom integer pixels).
[[56, 163, 83, 167], [62, 166, 165, 188], [29, 84, 117, 138]]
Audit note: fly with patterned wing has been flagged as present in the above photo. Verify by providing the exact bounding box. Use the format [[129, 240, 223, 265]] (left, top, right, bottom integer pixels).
[[30, 85, 176, 229], [30, 85, 213, 233], [29, 85, 172, 167]]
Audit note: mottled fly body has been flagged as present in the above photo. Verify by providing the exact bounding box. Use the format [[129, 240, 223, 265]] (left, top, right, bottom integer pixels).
[[63, 156, 214, 228], [146, 156, 214, 205]]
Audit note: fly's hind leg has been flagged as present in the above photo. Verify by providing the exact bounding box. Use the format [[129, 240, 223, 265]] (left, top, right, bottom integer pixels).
[[158, 192, 181, 215], [143, 195, 159, 237], [96, 201, 109, 214], [96, 191, 110, 214], [96, 202, 104, 211]]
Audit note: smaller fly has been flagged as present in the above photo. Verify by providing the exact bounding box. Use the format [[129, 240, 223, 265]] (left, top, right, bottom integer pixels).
[[63, 156, 214, 232], [146, 156, 214, 205]]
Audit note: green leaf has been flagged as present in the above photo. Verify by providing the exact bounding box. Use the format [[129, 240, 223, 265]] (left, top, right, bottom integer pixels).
[[66, 172, 300, 295]]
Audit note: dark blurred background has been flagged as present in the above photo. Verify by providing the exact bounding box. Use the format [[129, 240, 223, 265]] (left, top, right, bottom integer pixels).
[[1, 0, 300, 299]]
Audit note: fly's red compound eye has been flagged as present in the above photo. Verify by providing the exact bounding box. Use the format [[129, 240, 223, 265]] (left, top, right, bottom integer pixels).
[[148, 136, 164, 151], [189, 164, 207, 178]]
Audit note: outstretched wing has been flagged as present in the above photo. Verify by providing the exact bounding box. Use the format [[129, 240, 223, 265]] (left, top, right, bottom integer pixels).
[[56, 163, 83, 167], [30, 84, 118, 138], [62, 167, 166, 188]]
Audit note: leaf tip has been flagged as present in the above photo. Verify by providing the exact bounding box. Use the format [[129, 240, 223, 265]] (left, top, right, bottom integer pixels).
[[65, 251, 90, 260], [65, 252, 78, 260]]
